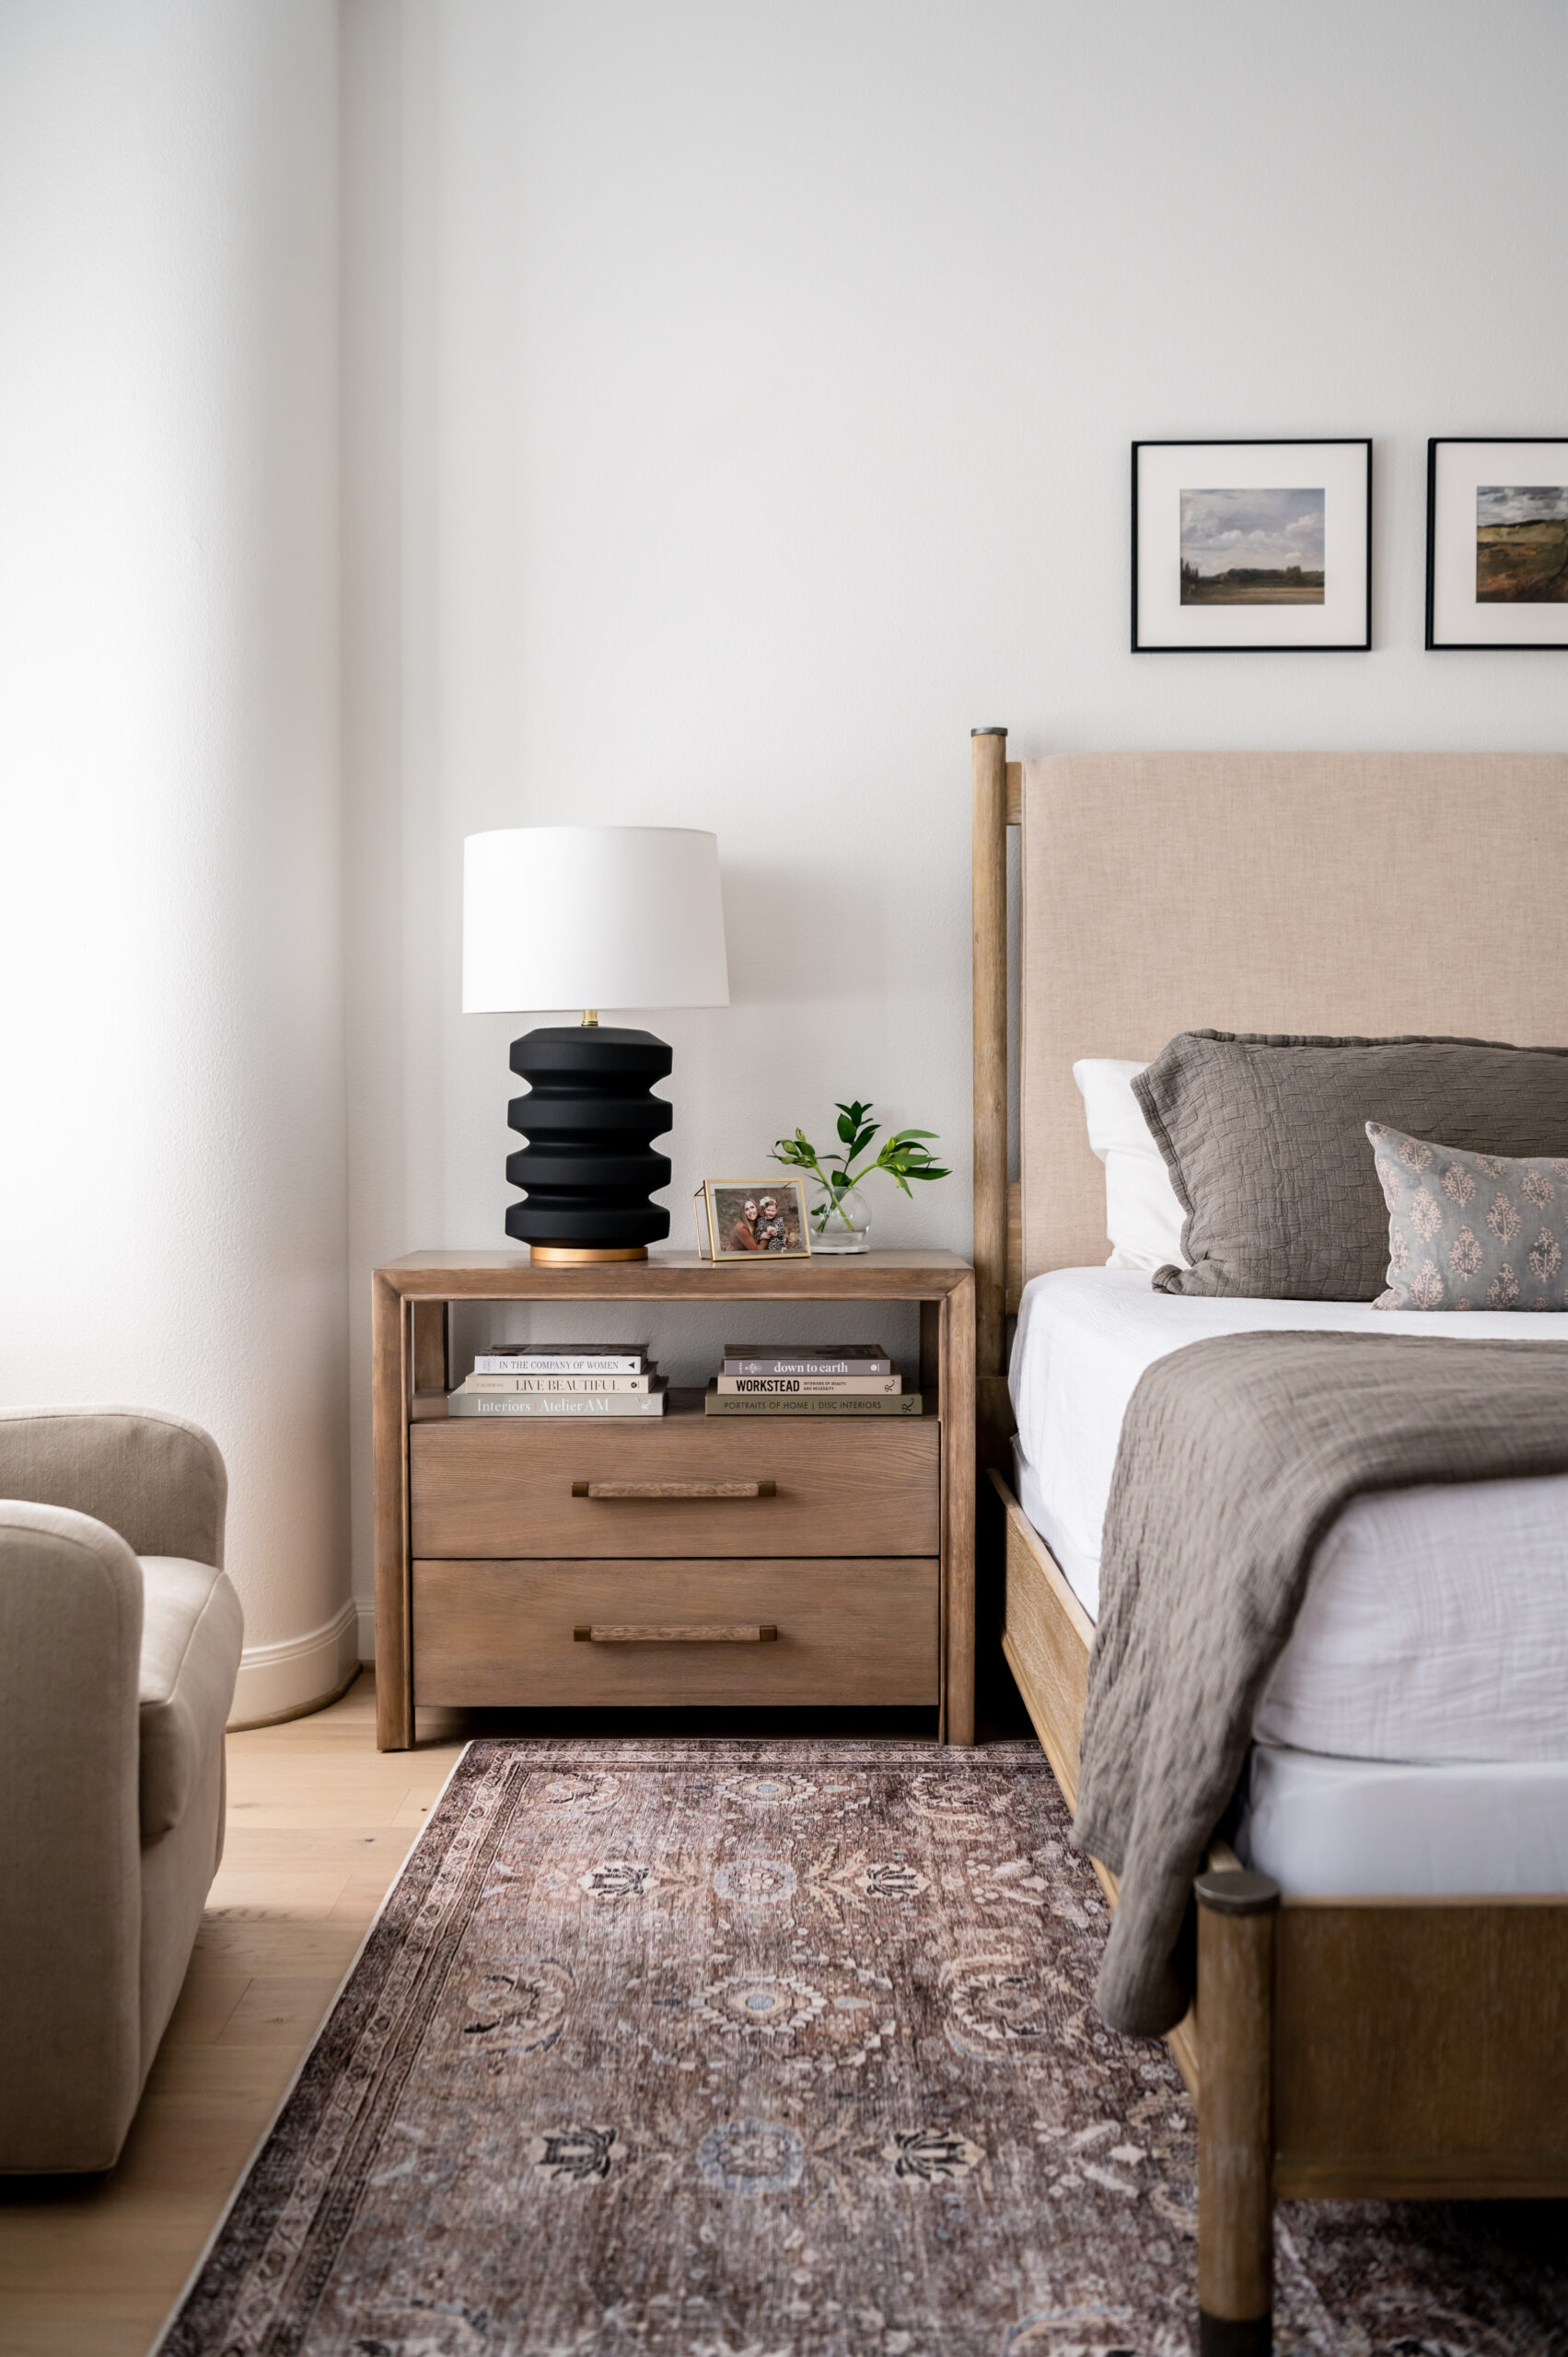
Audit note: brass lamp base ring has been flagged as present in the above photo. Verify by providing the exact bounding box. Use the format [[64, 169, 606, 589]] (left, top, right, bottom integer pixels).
[[528, 1243, 650, 1264]]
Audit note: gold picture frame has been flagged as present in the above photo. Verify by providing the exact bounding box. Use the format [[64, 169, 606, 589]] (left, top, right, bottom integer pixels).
[[693, 1178, 812, 1260]]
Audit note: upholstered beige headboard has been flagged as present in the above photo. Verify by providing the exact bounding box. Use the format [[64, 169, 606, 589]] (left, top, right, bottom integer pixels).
[[970, 738, 1568, 1401]]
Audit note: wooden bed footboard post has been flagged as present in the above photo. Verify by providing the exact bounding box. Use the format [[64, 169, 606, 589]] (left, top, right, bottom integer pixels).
[[971, 726, 1010, 1467], [1195, 1869, 1281, 2356]]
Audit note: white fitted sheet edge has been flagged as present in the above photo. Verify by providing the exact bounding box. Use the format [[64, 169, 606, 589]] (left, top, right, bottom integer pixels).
[[1007, 1268, 1568, 1766]]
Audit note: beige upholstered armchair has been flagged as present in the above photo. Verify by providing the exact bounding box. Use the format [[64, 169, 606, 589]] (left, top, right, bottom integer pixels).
[[0, 1409, 243, 2173]]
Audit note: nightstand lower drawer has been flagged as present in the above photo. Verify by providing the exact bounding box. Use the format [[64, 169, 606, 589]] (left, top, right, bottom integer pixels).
[[412, 1557, 940, 1707]]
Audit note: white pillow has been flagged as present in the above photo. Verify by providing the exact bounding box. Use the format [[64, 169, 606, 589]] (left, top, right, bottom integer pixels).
[[1073, 1058, 1190, 1272]]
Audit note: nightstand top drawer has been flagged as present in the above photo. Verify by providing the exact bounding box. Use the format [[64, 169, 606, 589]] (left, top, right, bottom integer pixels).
[[410, 1414, 939, 1558]]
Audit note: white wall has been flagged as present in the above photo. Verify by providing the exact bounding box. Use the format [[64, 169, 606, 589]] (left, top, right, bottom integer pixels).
[[342, 0, 1568, 1633], [0, 1, 353, 1721], [6, 5, 1561, 1674]]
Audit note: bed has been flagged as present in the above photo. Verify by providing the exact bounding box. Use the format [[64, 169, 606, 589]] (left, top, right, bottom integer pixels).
[[970, 737, 1568, 2353]]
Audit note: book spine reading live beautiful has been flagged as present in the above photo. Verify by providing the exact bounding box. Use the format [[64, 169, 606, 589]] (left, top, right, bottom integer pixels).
[[461, 1373, 656, 1394]]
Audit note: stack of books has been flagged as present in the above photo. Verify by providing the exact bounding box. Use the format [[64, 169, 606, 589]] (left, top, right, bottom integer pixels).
[[448, 1342, 666, 1418], [704, 1341, 922, 1417]]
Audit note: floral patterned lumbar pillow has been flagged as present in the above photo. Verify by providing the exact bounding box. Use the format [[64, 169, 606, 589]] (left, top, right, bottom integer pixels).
[[1367, 1123, 1568, 1310]]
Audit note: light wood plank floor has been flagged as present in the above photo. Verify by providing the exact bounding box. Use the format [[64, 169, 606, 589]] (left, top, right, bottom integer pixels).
[[0, 1674, 467, 2357]]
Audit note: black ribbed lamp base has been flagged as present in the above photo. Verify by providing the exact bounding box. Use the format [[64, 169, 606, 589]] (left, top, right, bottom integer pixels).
[[504, 1026, 673, 1254]]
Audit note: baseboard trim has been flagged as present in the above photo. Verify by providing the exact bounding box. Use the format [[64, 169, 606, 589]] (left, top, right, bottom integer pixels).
[[228, 1597, 361, 1730]]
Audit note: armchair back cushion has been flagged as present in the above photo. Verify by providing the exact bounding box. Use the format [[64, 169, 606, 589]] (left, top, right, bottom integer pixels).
[[0, 1407, 226, 1567]]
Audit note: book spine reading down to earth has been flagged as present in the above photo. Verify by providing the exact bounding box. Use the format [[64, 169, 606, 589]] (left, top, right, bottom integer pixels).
[[722, 1344, 892, 1376], [703, 1385, 922, 1417]]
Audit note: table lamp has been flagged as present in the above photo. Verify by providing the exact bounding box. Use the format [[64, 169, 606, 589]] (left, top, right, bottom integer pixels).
[[462, 825, 729, 1261]]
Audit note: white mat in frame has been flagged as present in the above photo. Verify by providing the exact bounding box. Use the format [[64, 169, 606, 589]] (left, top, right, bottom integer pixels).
[[1427, 435, 1568, 648], [1132, 436, 1372, 651]]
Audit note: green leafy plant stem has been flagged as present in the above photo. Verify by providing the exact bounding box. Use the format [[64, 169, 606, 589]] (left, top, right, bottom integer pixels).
[[770, 1101, 950, 1233]]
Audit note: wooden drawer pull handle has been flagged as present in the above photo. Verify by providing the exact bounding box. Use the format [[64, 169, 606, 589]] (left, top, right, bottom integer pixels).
[[570, 1479, 775, 1500], [574, 1622, 779, 1644]]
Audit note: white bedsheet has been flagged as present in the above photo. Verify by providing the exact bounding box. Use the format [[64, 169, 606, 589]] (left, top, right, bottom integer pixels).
[[1237, 1746, 1568, 1896], [1008, 1268, 1568, 1764]]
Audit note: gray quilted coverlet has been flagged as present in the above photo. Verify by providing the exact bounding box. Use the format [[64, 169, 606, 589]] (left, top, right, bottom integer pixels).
[[1072, 1329, 1568, 2037], [1134, 1030, 1568, 1301]]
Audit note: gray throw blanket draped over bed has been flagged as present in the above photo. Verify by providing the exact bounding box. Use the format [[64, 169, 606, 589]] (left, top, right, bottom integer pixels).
[[1072, 1330, 1568, 2037]]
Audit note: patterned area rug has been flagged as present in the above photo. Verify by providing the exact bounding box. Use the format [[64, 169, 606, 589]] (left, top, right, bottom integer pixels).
[[160, 1740, 1566, 2356]]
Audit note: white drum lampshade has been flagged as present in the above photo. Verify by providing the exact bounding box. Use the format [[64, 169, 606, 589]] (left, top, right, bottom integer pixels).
[[462, 827, 729, 1016], [461, 826, 729, 1260]]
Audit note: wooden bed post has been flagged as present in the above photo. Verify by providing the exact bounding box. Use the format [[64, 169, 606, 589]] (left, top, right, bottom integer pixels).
[[1195, 1869, 1281, 2354], [972, 727, 1009, 1462]]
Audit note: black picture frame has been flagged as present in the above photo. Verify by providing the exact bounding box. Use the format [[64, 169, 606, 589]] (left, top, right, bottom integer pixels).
[[1425, 437, 1568, 650], [1132, 438, 1373, 653]]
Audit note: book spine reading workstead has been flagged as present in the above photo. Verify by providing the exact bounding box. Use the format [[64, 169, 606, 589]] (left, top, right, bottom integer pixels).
[[703, 1386, 923, 1417], [461, 1372, 657, 1394], [448, 1388, 668, 1417], [714, 1375, 901, 1396], [473, 1351, 648, 1375]]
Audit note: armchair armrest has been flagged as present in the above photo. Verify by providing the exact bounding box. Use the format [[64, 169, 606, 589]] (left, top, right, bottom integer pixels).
[[0, 1500, 144, 2170], [0, 1408, 226, 1568]]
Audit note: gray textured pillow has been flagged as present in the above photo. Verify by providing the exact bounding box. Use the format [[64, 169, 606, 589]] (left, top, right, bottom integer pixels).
[[1369, 1125, 1568, 1310], [1132, 1030, 1568, 1301]]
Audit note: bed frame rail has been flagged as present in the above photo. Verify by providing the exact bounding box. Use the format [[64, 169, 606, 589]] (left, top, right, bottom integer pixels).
[[999, 1455, 1568, 2351], [1198, 1875, 1568, 2352]]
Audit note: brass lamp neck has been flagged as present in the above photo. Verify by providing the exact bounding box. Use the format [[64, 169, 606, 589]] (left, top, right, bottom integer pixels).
[[581, 1008, 598, 1028]]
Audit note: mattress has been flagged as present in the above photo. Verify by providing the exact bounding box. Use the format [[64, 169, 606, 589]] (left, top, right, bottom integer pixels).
[[1236, 1745, 1568, 1897], [1008, 1268, 1568, 1764]]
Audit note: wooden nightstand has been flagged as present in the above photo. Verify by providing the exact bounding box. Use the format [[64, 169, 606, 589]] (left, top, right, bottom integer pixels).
[[372, 1249, 974, 1749]]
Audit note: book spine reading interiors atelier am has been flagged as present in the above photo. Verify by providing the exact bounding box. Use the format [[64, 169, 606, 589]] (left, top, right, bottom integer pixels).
[[450, 1387, 668, 1418]]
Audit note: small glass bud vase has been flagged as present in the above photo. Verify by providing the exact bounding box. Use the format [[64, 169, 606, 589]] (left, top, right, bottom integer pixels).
[[809, 1179, 872, 1254]]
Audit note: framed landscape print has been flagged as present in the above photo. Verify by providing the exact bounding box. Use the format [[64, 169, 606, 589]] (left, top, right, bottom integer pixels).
[[1132, 439, 1372, 651], [1426, 438, 1568, 647]]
